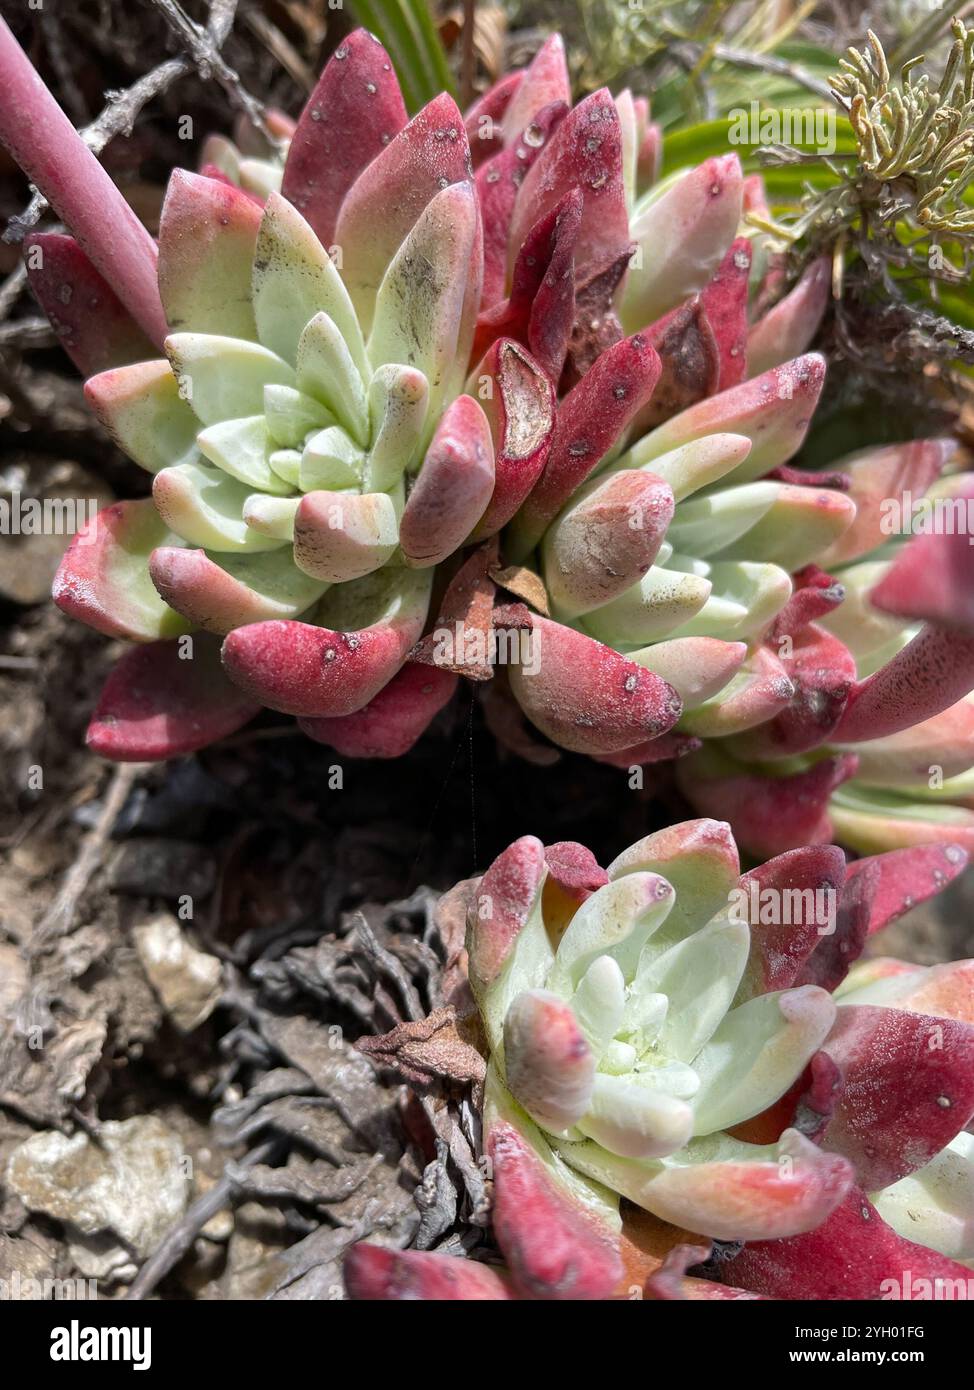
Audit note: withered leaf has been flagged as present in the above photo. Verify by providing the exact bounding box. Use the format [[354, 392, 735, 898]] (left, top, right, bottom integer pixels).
[[358, 1006, 486, 1093]]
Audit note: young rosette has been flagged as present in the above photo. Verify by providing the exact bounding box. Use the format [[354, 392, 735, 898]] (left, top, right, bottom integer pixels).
[[45, 32, 494, 759], [346, 820, 974, 1299], [674, 450, 974, 858], [456, 39, 974, 856]]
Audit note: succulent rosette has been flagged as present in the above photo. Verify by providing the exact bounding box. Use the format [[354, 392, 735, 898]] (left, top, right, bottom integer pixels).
[[346, 820, 974, 1300], [453, 38, 974, 858], [13, 25, 974, 854], [42, 31, 508, 759], [676, 455, 974, 857]]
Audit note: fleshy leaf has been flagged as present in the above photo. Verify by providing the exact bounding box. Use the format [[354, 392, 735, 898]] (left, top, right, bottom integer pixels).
[[365, 364, 430, 491], [501, 34, 571, 145], [242, 494, 300, 541], [804, 1003, 974, 1188], [25, 233, 155, 374], [465, 70, 522, 166], [504, 989, 595, 1132], [746, 257, 830, 378], [165, 333, 295, 427], [295, 312, 369, 445], [281, 30, 408, 250], [615, 433, 752, 502], [818, 439, 951, 570], [85, 360, 199, 476], [509, 89, 631, 281], [871, 1132, 974, 1263], [627, 354, 826, 484], [510, 333, 663, 556], [399, 395, 495, 566], [558, 1128, 851, 1241], [621, 156, 743, 331], [869, 489, 974, 632], [467, 835, 547, 995], [345, 1245, 511, 1301], [607, 818, 740, 943], [627, 637, 746, 709], [335, 92, 473, 330], [53, 499, 190, 642], [548, 872, 676, 994], [845, 843, 970, 937], [367, 181, 482, 429], [196, 415, 294, 495], [690, 986, 835, 1135], [578, 1074, 694, 1159], [263, 384, 334, 449], [87, 635, 259, 761], [832, 626, 974, 744], [149, 546, 326, 634], [220, 565, 431, 717], [251, 192, 367, 376], [736, 844, 847, 997], [157, 169, 260, 340], [677, 745, 858, 860], [642, 916, 751, 1062], [543, 470, 674, 618], [467, 339, 555, 540], [299, 426, 365, 492], [476, 102, 569, 311], [721, 1186, 974, 1298], [508, 614, 682, 755], [299, 661, 456, 758], [487, 1117, 622, 1300], [153, 461, 285, 552], [292, 490, 398, 583]]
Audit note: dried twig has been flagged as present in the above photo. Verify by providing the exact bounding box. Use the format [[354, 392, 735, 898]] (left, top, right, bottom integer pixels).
[[148, 0, 277, 144], [32, 762, 141, 950], [710, 42, 835, 103], [40, 7, 89, 125], [4, 0, 244, 245], [0, 263, 28, 320], [241, 7, 314, 95], [0, 317, 56, 348], [125, 1137, 281, 1300], [3, 54, 193, 246]]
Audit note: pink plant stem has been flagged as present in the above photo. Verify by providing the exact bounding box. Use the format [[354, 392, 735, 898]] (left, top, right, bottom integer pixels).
[[0, 18, 168, 349]]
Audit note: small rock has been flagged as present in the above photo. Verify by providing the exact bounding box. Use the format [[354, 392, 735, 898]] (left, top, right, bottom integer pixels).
[[5, 1116, 191, 1278], [109, 839, 216, 900], [133, 914, 222, 1033]]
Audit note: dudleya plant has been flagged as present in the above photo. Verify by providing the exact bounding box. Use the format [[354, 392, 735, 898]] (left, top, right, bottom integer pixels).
[[6, 20, 974, 859], [347, 819, 974, 1301], [461, 41, 974, 861], [8, 27, 515, 758]]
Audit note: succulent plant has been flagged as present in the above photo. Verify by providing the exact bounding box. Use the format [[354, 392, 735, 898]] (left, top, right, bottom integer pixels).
[[346, 819, 974, 1300], [9, 27, 540, 759], [454, 37, 974, 859], [6, 20, 974, 858], [674, 452, 974, 858]]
